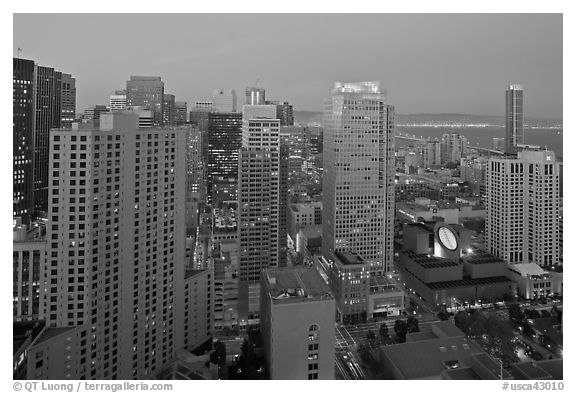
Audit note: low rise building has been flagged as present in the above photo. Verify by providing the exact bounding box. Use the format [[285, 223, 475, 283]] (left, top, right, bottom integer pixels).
[[506, 263, 562, 299]]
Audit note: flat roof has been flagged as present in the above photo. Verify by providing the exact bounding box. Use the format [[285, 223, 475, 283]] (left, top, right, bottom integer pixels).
[[402, 250, 460, 269], [443, 367, 482, 380], [380, 336, 484, 379], [185, 269, 207, 280], [427, 276, 514, 290], [508, 263, 546, 276], [264, 267, 333, 304], [335, 251, 366, 266], [511, 362, 552, 380], [462, 249, 506, 265]]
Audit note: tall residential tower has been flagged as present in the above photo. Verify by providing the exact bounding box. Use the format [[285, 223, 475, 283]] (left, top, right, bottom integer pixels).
[[505, 84, 524, 154]]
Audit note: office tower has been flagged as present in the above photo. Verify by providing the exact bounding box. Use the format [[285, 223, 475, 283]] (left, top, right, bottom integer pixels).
[[33, 65, 63, 214], [266, 100, 294, 126], [195, 101, 213, 109], [212, 89, 237, 112], [237, 105, 281, 322], [126, 76, 164, 126], [174, 101, 188, 125], [109, 90, 127, 111], [185, 127, 204, 235], [245, 86, 266, 105], [13, 218, 46, 321], [60, 74, 76, 128], [260, 267, 335, 380], [505, 84, 524, 154], [441, 133, 467, 164], [492, 137, 505, 152], [190, 107, 212, 169], [322, 81, 395, 275], [13, 58, 36, 218], [460, 156, 488, 197], [422, 140, 441, 167], [207, 112, 243, 205], [82, 105, 109, 121], [486, 150, 561, 266], [45, 112, 186, 379], [278, 139, 289, 268], [163, 93, 175, 126]]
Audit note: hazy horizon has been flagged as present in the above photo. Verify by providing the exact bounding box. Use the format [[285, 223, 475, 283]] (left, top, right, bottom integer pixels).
[[13, 13, 562, 119]]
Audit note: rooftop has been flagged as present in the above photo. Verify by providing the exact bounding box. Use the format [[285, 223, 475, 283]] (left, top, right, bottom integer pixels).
[[263, 267, 333, 304], [184, 269, 207, 280], [426, 276, 514, 290], [508, 263, 548, 277], [462, 249, 506, 265], [334, 251, 366, 266], [402, 250, 460, 269]]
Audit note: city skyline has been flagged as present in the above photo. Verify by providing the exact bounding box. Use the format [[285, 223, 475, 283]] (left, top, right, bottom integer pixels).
[[13, 13, 562, 119]]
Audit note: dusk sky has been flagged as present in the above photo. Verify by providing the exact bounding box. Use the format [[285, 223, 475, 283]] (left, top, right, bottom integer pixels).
[[13, 13, 562, 119]]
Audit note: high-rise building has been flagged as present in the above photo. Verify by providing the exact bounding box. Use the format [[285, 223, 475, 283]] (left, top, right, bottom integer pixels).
[[245, 87, 266, 105], [260, 267, 335, 380], [422, 140, 442, 167], [13, 58, 36, 217], [33, 65, 64, 214], [60, 74, 76, 128], [486, 150, 561, 266], [163, 93, 176, 126], [505, 84, 524, 154], [174, 101, 188, 125], [185, 127, 204, 235], [109, 90, 127, 111], [126, 76, 164, 126], [212, 89, 237, 112], [43, 112, 186, 379], [441, 133, 467, 164], [237, 105, 281, 323], [266, 100, 294, 126], [82, 105, 109, 121], [206, 112, 243, 205], [322, 81, 395, 275]]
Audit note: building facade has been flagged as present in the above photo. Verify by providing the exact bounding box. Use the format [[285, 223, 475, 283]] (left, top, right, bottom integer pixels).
[[207, 112, 243, 205], [505, 84, 524, 154], [109, 90, 127, 111], [126, 76, 164, 126], [322, 81, 395, 275], [13, 58, 36, 217], [174, 101, 188, 125], [245, 87, 266, 105], [260, 267, 335, 380], [43, 112, 186, 379], [162, 93, 176, 126], [486, 150, 561, 266], [212, 89, 237, 112], [60, 74, 76, 128], [441, 133, 468, 164]]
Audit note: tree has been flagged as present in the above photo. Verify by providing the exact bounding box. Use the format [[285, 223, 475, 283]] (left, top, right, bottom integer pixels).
[[407, 316, 420, 333], [507, 303, 524, 325], [524, 309, 541, 320], [437, 309, 451, 321], [394, 320, 408, 343], [210, 341, 227, 379], [522, 322, 536, 338], [454, 311, 471, 333], [358, 341, 373, 364], [379, 323, 390, 339], [366, 330, 376, 341], [540, 310, 552, 318], [502, 292, 514, 302]]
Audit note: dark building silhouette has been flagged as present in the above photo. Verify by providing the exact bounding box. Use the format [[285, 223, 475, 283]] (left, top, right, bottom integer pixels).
[[207, 112, 243, 205], [13, 58, 36, 218]]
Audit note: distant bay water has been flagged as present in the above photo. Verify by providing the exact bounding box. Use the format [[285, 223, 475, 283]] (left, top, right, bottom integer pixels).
[[396, 126, 563, 159]]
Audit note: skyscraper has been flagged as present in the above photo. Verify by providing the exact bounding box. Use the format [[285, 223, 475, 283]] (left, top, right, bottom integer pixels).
[[33, 65, 64, 214], [207, 112, 243, 205], [126, 76, 164, 126], [82, 105, 109, 121], [60, 74, 76, 128], [13, 58, 36, 218], [44, 112, 186, 378], [505, 84, 524, 154], [174, 101, 188, 125], [441, 133, 467, 164], [237, 104, 281, 323], [266, 100, 294, 126], [322, 81, 395, 275], [109, 90, 127, 111], [245, 86, 266, 105], [486, 150, 561, 266], [212, 89, 237, 112], [163, 93, 175, 126]]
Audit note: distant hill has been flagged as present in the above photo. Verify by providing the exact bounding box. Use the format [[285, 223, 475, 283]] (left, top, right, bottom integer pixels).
[[293, 111, 562, 128]]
